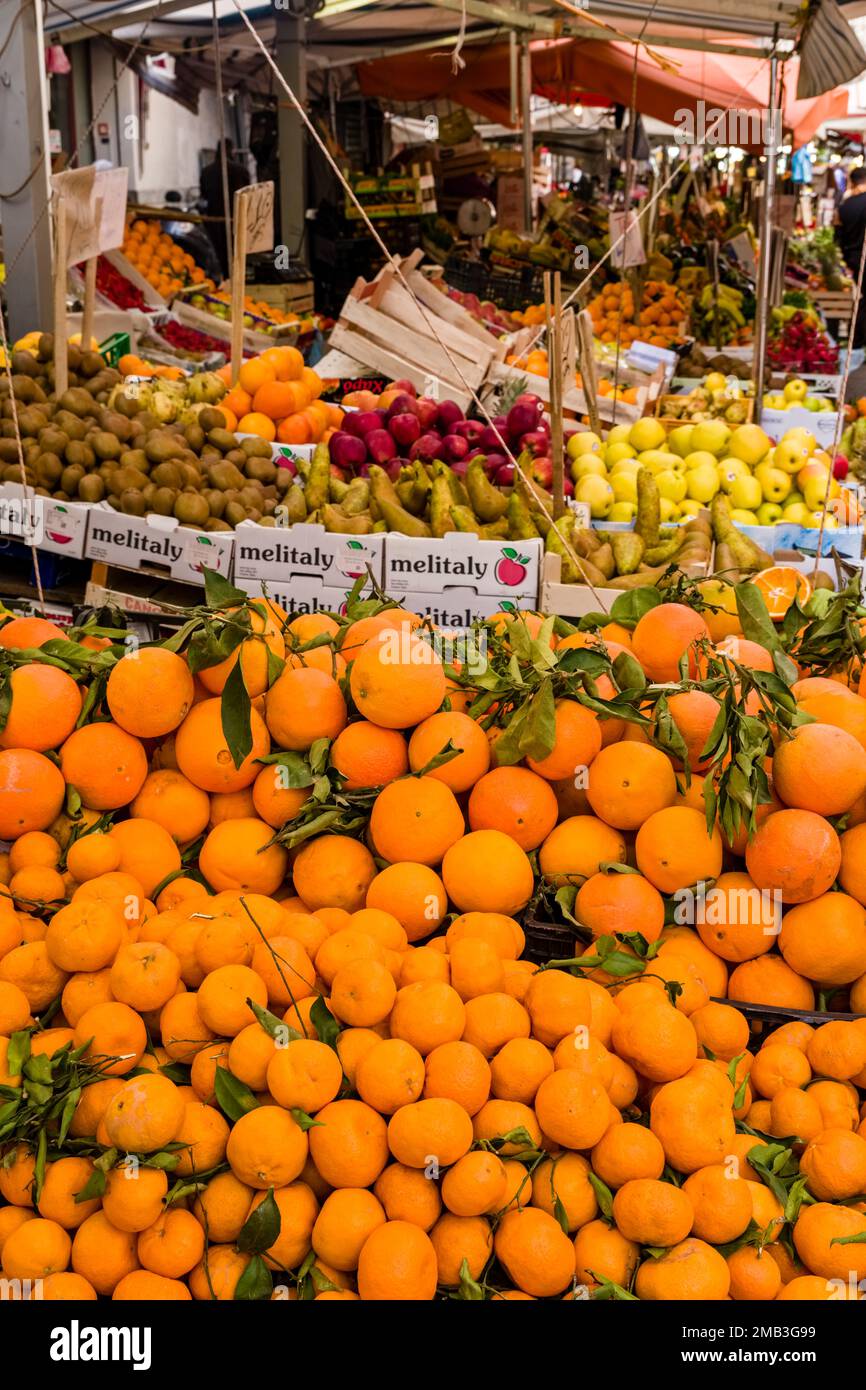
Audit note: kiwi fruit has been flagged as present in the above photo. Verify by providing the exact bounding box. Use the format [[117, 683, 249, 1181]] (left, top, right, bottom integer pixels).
[[152, 486, 177, 516], [224, 449, 248, 469], [54, 411, 87, 441], [12, 375, 46, 404], [113, 390, 142, 420], [224, 500, 248, 527], [79, 351, 105, 378], [37, 333, 54, 361], [145, 434, 184, 466], [150, 462, 182, 490], [0, 440, 21, 464], [109, 466, 150, 497], [256, 515, 276, 527], [179, 464, 202, 490], [204, 517, 233, 532], [119, 449, 148, 473], [199, 407, 227, 434], [200, 446, 222, 465], [78, 475, 105, 503], [204, 489, 226, 518], [64, 441, 95, 470], [18, 407, 48, 436], [36, 453, 63, 486], [57, 388, 93, 417], [208, 461, 246, 491], [39, 427, 68, 455], [10, 351, 41, 378], [97, 409, 132, 442], [92, 431, 122, 461], [245, 457, 276, 485], [174, 493, 209, 527], [207, 428, 238, 453], [119, 488, 147, 516], [66, 344, 82, 372], [61, 464, 85, 494], [240, 436, 273, 461], [184, 424, 205, 453]]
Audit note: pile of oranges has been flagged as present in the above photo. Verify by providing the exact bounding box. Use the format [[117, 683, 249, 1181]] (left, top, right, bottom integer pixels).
[[587, 280, 689, 350], [1, 588, 866, 1302], [215, 348, 343, 444], [122, 220, 211, 301], [116, 354, 185, 383]]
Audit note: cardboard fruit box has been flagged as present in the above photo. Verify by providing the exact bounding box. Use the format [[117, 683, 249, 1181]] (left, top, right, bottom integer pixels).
[[84, 506, 234, 586]]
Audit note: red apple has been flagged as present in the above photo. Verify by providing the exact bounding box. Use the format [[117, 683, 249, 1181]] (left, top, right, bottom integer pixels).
[[530, 456, 553, 488], [454, 419, 485, 445], [366, 428, 397, 465], [414, 396, 440, 431], [389, 413, 421, 447], [494, 463, 516, 486], [442, 434, 469, 462], [520, 430, 550, 458], [409, 432, 446, 463], [437, 399, 465, 432], [386, 392, 419, 421], [389, 379, 417, 397], [328, 431, 367, 470]]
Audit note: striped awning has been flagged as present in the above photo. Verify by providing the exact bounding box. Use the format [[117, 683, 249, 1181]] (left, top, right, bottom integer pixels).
[[798, 0, 866, 97]]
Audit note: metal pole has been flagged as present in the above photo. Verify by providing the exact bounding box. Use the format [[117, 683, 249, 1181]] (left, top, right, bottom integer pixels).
[[520, 34, 533, 232], [752, 53, 779, 426], [0, 0, 53, 338], [276, 4, 308, 259]]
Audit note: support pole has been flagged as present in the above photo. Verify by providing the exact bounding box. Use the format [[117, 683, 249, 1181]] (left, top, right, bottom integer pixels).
[[752, 53, 779, 426], [520, 34, 533, 233], [0, 0, 53, 338], [275, 3, 307, 258]]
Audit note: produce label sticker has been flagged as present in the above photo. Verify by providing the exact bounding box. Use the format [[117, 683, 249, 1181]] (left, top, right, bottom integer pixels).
[[608, 212, 646, 269]]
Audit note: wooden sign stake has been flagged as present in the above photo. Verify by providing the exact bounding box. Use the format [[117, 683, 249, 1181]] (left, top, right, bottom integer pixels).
[[545, 272, 566, 521], [80, 196, 103, 355], [577, 308, 602, 438], [53, 196, 69, 397], [230, 186, 248, 385]]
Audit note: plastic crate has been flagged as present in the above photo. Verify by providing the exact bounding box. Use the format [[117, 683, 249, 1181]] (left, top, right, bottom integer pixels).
[[99, 331, 131, 368], [521, 912, 582, 966]]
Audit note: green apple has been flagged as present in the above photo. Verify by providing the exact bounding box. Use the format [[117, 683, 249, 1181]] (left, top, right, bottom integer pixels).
[[730, 508, 759, 525], [755, 463, 792, 504], [686, 464, 720, 503], [628, 417, 667, 453], [666, 424, 695, 459], [567, 431, 602, 460], [606, 423, 632, 446], [636, 448, 680, 474], [690, 419, 731, 456], [717, 457, 751, 493], [704, 371, 727, 393], [782, 502, 809, 524], [728, 423, 772, 467], [783, 378, 808, 403], [802, 472, 836, 512], [762, 393, 787, 410], [608, 501, 636, 523], [773, 437, 811, 474], [609, 457, 642, 478], [656, 469, 687, 503], [574, 474, 615, 518], [678, 498, 704, 517], [782, 426, 816, 453], [801, 510, 838, 529], [804, 397, 821, 412], [756, 502, 783, 525], [571, 455, 608, 482], [611, 473, 638, 504], [684, 450, 721, 473], [785, 490, 804, 508], [659, 497, 680, 522], [606, 442, 637, 466], [729, 474, 763, 511]]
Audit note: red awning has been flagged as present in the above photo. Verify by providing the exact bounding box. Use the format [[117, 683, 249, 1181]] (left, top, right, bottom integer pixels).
[[358, 36, 848, 147]]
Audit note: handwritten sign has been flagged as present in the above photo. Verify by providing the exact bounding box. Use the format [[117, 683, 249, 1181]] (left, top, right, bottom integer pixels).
[[51, 166, 129, 265], [240, 181, 274, 255], [608, 211, 646, 269]]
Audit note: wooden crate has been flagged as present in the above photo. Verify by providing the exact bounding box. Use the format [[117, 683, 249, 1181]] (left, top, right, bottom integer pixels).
[[540, 547, 713, 618], [486, 361, 647, 424], [654, 394, 754, 432], [245, 280, 315, 316], [329, 262, 499, 408]]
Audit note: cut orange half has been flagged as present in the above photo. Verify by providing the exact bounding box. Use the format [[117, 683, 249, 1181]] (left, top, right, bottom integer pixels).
[[751, 566, 813, 620]]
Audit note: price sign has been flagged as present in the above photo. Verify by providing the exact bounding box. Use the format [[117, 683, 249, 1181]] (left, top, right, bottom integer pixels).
[[609, 211, 646, 269], [51, 166, 128, 265], [241, 181, 274, 254]]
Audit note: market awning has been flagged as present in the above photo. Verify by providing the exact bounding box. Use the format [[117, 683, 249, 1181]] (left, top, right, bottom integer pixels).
[[357, 35, 850, 147]]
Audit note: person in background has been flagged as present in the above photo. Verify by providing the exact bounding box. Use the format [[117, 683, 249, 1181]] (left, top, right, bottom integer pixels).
[[199, 139, 249, 278], [836, 166, 866, 349]]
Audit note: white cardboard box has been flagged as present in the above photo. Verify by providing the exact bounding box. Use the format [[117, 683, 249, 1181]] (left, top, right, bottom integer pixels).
[[399, 589, 534, 627], [84, 507, 234, 585], [739, 521, 862, 560], [233, 573, 378, 616], [384, 532, 542, 604], [232, 521, 387, 588], [760, 403, 840, 447], [0, 483, 90, 559]]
